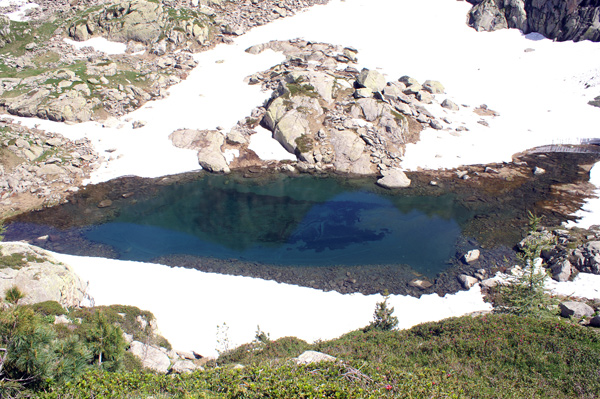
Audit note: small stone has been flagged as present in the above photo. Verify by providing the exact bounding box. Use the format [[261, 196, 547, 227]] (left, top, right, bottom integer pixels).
[[132, 120, 146, 129], [533, 166, 546, 175], [480, 278, 498, 289], [430, 120, 443, 130], [463, 249, 480, 264], [408, 278, 433, 290], [458, 274, 478, 289], [97, 199, 113, 208], [46, 138, 63, 146], [441, 99, 459, 111]]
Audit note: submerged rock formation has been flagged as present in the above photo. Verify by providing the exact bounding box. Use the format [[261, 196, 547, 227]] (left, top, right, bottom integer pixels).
[[467, 0, 600, 42]]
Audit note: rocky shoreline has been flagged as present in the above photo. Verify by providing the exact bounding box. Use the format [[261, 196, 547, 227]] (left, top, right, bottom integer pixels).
[[0, 118, 99, 217], [5, 148, 600, 297]]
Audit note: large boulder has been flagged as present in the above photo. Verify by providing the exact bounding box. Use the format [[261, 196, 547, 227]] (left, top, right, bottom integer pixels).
[[0, 243, 88, 307], [559, 301, 595, 318], [42, 91, 95, 122], [196, 131, 229, 173], [4, 89, 51, 118], [293, 351, 336, 365], [357, 98, 384, 122], [129, 341, 171, 373], [376, 168, 411, 189], [169, 129, 229, 173], [550, 259, 573, 282], [467, 0, 600, 42], [356, 69, 386, 93], [467, 0, 510, 32], [102, 0, 166, 44], [286, 71, 335, 103], [274, 110, 311, 154], [330, 129, 373, 175]]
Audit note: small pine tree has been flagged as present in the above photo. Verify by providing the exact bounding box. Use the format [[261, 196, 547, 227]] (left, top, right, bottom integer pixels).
[[4, 286, 24, 305], [492, 230, 558, 318], [364, 290, 398, 332], [254, 325, 271, 344], [82, 311, 126, 371]]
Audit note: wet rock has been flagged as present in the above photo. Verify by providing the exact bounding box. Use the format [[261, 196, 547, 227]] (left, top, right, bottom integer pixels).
[[590, 315, 600, 327]]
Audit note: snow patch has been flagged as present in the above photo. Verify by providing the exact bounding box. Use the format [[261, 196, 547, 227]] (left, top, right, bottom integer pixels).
[[248, 126, 296, 161], [50, 250, 492, 357], [63, 38, 127, 55]]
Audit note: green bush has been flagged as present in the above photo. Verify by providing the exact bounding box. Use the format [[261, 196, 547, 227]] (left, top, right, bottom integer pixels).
[[29, 300, 66, 316]]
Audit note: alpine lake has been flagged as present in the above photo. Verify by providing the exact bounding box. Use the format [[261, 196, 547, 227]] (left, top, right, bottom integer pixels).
[[5, 148, 600, 297]]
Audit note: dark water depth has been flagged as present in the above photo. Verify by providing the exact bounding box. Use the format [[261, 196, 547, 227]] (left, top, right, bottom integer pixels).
[[7, 175, 474, 277]]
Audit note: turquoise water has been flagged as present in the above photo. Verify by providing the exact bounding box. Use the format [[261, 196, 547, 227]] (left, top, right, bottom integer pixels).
[[6, 174, 475, 277]]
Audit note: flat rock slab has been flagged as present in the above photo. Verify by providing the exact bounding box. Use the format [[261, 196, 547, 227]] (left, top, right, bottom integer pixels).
[[293, 350, 336, 365], [376, 169, 411, 189]]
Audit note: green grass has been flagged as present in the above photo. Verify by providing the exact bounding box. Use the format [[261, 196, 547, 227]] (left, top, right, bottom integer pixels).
[[35, 314, 600, 398], [0, 253, 45, 269], [286, 82, 319, 98]]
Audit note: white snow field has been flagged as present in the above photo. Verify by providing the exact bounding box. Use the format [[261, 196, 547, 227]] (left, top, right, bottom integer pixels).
[[3, 0, 600, 355], [51, 251, 492, 357]]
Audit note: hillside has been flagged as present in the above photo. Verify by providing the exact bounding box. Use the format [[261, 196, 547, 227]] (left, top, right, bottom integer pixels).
[[32, 314, 600, 398]]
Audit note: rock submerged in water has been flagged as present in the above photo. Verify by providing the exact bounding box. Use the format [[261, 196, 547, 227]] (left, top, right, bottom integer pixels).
[[376, 169, 411, 189]]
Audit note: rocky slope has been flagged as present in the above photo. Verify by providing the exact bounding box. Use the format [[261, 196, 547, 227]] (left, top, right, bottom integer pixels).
[[170, 39, 498, 183], [0, 118, 98, 216], [0, 0, 330, 123], [467, 0, 600, 42]]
